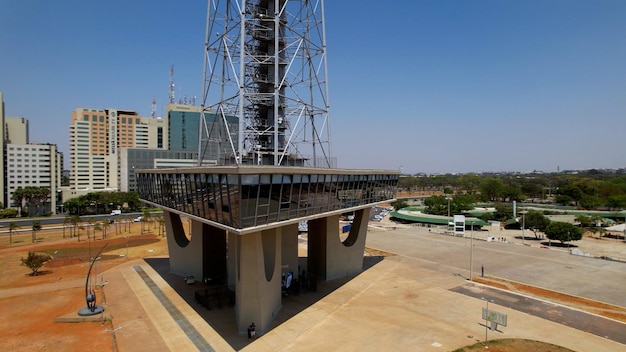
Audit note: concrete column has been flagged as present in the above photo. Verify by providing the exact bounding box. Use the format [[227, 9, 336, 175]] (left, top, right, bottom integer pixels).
[[235, 228, 282, 334], [164, 211, 227, 283], [308, 208, 371, 281], [164, 211, 203, 279]]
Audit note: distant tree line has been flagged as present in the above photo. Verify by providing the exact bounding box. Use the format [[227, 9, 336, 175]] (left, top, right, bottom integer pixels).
[[63, 191, 142, 215], [398, 169, 626, 210]]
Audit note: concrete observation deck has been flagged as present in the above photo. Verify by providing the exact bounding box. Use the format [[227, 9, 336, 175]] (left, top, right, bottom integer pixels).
[[135, 165, 399, 333]]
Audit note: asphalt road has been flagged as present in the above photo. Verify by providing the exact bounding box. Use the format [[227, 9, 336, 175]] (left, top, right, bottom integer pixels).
[[0, 213, 142, 230], [451, 284, 626, 345], [366, 227, 626, 309], [366, 227, 626, 345]]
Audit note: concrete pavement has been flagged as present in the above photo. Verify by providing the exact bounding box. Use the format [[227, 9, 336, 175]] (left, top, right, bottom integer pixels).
[[100, 227, 626, 351]]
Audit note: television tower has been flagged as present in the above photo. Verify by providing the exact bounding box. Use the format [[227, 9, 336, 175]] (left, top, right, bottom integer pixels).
[[198, 0, 332, 167]]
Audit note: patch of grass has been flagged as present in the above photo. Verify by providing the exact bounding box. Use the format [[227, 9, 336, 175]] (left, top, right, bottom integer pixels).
[[452, 338, 575, 352]]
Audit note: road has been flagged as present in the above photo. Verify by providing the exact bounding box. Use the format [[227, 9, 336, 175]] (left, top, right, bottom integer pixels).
[[0, 213, 143, 232], [366, 226, 626, 308]]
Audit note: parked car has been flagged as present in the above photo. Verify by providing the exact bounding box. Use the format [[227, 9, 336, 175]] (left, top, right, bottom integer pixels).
[[110, 210, 121, 216]]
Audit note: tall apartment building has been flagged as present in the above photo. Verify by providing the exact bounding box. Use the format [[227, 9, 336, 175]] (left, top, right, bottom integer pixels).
[[69, 108, 167, 191], [0, 102, 63, 214], [5, 143, 63, 214], [5, 117, 28, 144]]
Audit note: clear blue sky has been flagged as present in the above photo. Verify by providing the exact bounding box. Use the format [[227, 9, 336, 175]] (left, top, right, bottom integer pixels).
[[1, 1, 625, 174]]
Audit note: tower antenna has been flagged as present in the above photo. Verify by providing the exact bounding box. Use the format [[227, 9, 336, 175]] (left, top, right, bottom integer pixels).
[[169, 65, 175, 104]]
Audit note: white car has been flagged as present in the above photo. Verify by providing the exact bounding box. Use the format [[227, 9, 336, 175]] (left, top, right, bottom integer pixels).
[[133, 216, 143, 222]]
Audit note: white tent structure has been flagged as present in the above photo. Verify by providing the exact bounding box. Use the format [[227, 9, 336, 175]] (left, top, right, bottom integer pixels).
[[605, 224, 626, 232]]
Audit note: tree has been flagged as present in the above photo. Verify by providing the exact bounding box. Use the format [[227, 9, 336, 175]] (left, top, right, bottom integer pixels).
[[100, 220, 110, 239], [70, 215, 81, 241], [423, 195, 449, 216], [155, 214, 165, 236], [31, 220, 42, 243], [389, 199, 408, 210], [93, 222, 103, 240], [555, 194, 573, 206], [574, 215, 592, 228], [523, 210, 551, 239], [479, 178, 504, 202], [141, 209, 153, 233], [544, 222, 583, 244], [87, 216, 96, 239], [63, 216, 72, 238], [8, 222, 20, 244], [12, 187, 25, 216], [521, 182, 543, 201], [458, 174, 481, 195], [21, 251, 51, 276]]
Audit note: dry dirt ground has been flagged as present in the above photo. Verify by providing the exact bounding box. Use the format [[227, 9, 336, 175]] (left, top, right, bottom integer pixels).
[[0, 221, 168, 352], [1, 217, 625, 351]]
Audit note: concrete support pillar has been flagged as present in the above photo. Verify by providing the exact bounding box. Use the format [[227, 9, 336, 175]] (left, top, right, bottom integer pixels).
[[234, 228, 282, 334], [308, 208, 371, 281], [164, 211, 202, 279], [163, 211, 227, 283]]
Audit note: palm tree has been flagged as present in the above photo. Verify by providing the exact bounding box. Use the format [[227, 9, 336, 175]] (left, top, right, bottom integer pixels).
[[155, 214, 165, 236], [141, 209, 153, 233], [8, 222, 20, 244], [93, 222, 102, 241], [31, 220, 41, 243], [70, 215, 81, 239], [100, 220, 110, 239], [63, 216, 71, 238], [87, 216, 96, 240]]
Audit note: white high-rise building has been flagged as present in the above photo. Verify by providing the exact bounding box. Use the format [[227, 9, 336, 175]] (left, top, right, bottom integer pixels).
[[68, 108, 167, 191], [1, 94, 64, 214], [5, 143, 62, 215], [0, 92, 5, 208]]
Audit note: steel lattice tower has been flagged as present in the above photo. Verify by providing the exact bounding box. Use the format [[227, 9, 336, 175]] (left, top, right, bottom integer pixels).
[[198, 0, 333, 167]]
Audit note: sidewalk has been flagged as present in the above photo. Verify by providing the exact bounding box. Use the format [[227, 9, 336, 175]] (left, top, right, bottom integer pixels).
[[104, 254, 625, 352]]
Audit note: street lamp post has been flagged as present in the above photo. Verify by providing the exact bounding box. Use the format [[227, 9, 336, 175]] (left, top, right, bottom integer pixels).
[[469, 222, 474, 281], [53, 250, 58, 282], [520, 211, 526, 245], [482, 297, 494, 348]]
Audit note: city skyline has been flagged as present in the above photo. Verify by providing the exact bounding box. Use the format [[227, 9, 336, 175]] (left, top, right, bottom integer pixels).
[[1, 0, 625, 174]]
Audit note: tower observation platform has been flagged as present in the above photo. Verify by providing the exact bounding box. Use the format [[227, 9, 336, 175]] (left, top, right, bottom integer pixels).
[[136, 166, 399, 333]]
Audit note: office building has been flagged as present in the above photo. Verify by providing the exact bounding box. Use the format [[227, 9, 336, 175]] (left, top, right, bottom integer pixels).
[[5, 143, 63, 214], [0, 93, 63, 214], [69, 108, 167, 191], [166, 104, 238, 162], [0, 92, 5, 207], [119, 148, 201, 192]]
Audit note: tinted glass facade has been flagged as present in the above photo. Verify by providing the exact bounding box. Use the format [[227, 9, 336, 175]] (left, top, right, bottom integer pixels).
[[136, 167, 398, 230]]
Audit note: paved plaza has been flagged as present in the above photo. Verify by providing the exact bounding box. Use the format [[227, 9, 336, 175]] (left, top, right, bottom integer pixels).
[[100, 225, 626, 351]]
